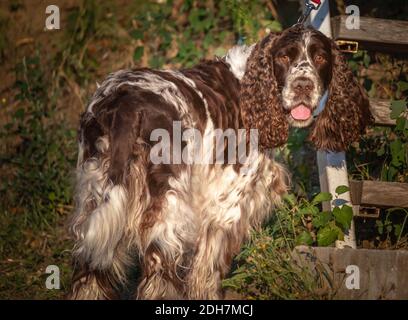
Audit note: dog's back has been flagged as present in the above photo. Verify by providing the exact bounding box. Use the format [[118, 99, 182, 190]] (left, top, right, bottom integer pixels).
[[68, 61, 287, 299]]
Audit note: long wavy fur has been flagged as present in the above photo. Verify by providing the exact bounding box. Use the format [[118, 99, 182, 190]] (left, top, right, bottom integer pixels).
[[239, 32, 289, 150], [309, 40, 374, 151]]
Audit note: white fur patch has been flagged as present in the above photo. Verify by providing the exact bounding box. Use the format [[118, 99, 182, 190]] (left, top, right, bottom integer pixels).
[[81, 184, 127, 269], [225, 45, 255, 80], [71, 157, 127, 270], [282, 31, 324, 127]]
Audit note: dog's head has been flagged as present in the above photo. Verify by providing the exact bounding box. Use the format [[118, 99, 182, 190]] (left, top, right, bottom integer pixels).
[[239, 24, 373, 151]]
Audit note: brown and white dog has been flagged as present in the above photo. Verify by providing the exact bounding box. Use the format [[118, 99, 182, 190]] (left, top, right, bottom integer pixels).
[[68, 24, 373, 299]]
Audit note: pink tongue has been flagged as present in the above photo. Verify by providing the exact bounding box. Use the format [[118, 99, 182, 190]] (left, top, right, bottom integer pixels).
[[291, 104, 311, 120]]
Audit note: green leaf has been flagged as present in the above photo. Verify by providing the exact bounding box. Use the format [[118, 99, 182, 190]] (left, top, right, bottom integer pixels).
[[133, 46, 144, 62], [48, 192, 56, 201], [390, 139, 405, 167], [390, 100, 407, 119], [335, 185, 349, 195], [312, 192, 332, 205], [333, 205, 353, 230], [377, 145, 385, 156], [130, 29, 144, 40], [296, 231, 314, 246], [397, 81, 408, 93], [387, 165, 398, 181], [363, 53, 370, 68], [376, 220, 383, 235], [14, 108, 25, 120], [394, 224, 402, 238], [395, 117, 407, 132], [298, 205, 319, 216], [283, 193, 296, 207], [317, 224, 339, 246], [313, 211, 333, 229], [337, 228, 345, 241]]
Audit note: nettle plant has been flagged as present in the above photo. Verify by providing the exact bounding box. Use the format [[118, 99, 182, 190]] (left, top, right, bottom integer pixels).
[[223, 187, 353, 299], [283, 186, 353, 247]]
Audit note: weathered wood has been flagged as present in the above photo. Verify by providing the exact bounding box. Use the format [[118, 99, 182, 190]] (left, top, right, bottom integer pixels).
[[293, 246, 408, 300], [350, 180, 408, 208], [369, 99, 396, 126], [331, 16, 408, 53]]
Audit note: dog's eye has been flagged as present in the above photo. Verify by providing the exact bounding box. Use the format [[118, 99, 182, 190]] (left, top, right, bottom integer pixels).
[[314, 55, 325, 64], [279, 55, 290, 63]]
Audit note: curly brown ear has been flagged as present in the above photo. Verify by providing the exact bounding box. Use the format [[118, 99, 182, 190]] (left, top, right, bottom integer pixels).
[[239, 33, 289, 150], [309, 41, 374, 152]]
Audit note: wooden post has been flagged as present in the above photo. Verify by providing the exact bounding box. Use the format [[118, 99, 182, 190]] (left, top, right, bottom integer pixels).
[[310, 0, 357, 249], [317, 151, 357, 248]]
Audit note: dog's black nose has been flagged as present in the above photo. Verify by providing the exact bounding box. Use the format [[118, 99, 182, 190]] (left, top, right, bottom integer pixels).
[[292, 77, 314, 94]]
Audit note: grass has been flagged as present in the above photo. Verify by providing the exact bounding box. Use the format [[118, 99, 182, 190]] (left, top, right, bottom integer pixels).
[[0, 52, 76, 299]]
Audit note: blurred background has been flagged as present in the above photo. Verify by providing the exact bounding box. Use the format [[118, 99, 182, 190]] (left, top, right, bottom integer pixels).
[[0, 0, 407, 299]]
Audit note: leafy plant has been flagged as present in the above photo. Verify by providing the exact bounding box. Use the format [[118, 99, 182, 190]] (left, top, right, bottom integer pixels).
[[129, 0, 281, 68], [55, 0, 119, 86], [376, 208, 408, 246], [0, 54, 76, 227], [222, 228, 333, 300], [348, 51, 408, 183], [0, 53, 75, 298], [223, 186, 353, 299]]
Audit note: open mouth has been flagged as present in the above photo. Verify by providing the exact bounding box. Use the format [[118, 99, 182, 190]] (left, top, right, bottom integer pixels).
[[290, 103, 312, 121]]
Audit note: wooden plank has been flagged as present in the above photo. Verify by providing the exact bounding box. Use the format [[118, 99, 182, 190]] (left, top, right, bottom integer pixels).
[[369, 99, 396, 126], [293, 246, 408, 299], [350, 180, 408, 208], [331, 16, 408, 53]]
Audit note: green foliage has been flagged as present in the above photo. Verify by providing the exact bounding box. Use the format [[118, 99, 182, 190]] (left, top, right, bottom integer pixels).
[[376, 208, 408, 245], [224, 187, 353, 298], [335, 185, 350, 195], [317, 222, 342, 247], [56, 0, 118, 85], [1, 54, 76, 228], [348, 51, 408, 183], [222, 228, 331, 300], [0, 53, 75, 298], [129, 0, 281, 68]]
